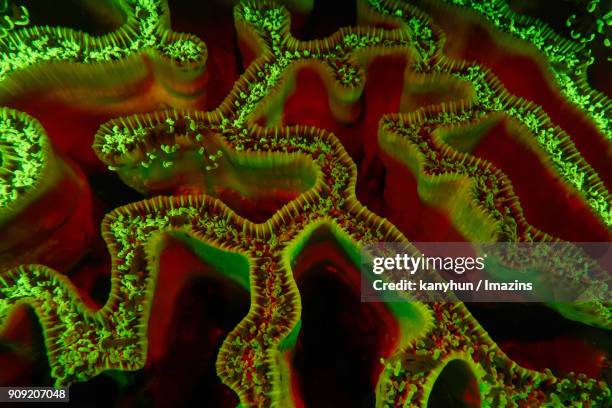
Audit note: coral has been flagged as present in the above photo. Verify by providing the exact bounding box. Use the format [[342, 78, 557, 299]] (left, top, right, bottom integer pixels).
[[362, 0, 610, 227], [0, 0, 610, 406], [0, 0, 29, 39], [0, 0, 206, 79], [4, 117, 611, 404], [0, 108, 51, 213], [433, 0, 610, 137], [0, 108, 93, 270]]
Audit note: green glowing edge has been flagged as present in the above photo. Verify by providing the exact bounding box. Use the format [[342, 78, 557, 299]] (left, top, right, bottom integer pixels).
[[0, 1, 610, 406]]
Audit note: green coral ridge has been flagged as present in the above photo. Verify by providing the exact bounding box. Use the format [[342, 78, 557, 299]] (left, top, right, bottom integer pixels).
[[0, 198, 243, 385], [434, 0, 611, 138], [433, 63, 610, 226], [0, 0, 611, 407], [4, 113, 611, 405], [0, 108, 53, 222], [0, 0, 206, 82], [380, 106, 611, 327], [96, 0, 610, 225], [364, 0, 611, 226]]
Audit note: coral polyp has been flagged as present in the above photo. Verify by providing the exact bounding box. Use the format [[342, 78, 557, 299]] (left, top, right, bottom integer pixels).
[[0, 108, 51, 213], [0, 108, 92, 270], [0, 0, 610, 406]]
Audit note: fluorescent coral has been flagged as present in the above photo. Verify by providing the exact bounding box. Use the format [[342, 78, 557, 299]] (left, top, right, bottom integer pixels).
[[0, 0, 610, 406]]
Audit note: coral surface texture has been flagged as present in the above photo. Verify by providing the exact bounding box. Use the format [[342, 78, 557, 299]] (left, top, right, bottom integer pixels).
[[0, 0, 610, 407]]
